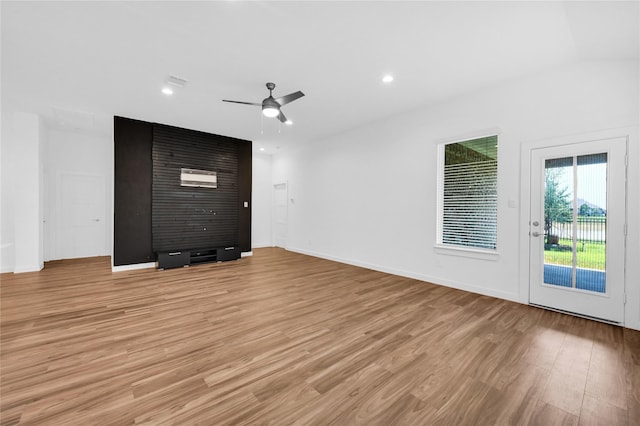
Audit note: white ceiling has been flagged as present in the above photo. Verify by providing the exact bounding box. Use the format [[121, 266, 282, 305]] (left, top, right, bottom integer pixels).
[[2, 1, 638, 154]]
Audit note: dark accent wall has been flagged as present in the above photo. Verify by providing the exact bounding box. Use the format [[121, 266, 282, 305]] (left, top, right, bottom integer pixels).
[[114, 117, 154, 265], [152, 125, 239, 252], [113, 116, 252, 266]]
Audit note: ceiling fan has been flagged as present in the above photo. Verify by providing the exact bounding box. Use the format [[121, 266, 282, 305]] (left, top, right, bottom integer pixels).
[[223, 82, 304, 123]]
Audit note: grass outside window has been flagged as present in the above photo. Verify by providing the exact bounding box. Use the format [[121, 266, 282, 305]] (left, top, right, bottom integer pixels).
[[544, 238, 605, 270]]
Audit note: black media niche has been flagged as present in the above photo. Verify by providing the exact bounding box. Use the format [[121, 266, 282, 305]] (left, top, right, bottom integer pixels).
[[152, 123, 249, 268]]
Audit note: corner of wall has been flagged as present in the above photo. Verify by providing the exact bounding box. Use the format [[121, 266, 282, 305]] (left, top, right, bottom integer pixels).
[[10, 112, 46, 273], [1, 108, 15, 273]]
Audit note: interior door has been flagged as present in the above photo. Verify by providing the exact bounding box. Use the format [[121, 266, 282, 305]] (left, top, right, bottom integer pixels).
[[273, 183, 288, 248], [58, 173, 107, 259], [529, 138, 627, 323]]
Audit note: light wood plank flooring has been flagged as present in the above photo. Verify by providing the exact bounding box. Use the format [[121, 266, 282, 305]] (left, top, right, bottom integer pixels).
[[1, 248, 639, 425]]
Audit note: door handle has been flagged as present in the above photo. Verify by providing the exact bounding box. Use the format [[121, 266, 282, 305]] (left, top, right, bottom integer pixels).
[[93, 219, 100, 222], [531, 231, 541, 237]]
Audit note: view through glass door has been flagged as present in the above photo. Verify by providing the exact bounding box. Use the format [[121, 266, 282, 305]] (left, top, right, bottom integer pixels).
[[529, 138, 627, 323]]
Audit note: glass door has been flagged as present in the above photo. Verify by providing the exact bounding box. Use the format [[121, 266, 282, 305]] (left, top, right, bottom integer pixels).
[[529, 138, 627, 323]]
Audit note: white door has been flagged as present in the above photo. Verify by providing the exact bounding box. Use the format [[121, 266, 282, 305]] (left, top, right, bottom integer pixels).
[[529, 138, 627, 323], [58, 173, 106, 259], [273, 183, 288, 248]]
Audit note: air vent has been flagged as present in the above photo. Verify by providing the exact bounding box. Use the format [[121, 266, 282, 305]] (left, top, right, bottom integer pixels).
[[167, 75, 188, 88]]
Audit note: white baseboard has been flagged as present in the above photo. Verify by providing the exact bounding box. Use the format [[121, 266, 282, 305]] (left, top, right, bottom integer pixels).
[[111, 262, 156, 272], [626, 318, 640, 331], [286, 247, 640, 330], [251, 243, 272, 249], [1, 243, 14, 273], [13, 263, 44, 274], [287, 247, 520, 303]]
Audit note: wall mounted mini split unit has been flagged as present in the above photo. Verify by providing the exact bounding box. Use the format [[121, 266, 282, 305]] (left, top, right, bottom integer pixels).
[[180, 168, 217, 188]]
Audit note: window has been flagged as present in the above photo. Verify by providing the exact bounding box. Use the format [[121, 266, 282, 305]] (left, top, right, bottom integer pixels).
[[437, 135, 498, 251]]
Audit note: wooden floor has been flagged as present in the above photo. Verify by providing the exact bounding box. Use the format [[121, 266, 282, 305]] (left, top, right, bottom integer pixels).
[[1, 248, 639, 425]]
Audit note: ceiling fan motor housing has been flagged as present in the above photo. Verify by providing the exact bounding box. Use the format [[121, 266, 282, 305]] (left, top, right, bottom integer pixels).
[[262, 97, 280, 109], [262, 96, 281, 117]]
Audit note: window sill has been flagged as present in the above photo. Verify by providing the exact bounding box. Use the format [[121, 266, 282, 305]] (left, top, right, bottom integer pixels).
[[433, 244, 500, 261]]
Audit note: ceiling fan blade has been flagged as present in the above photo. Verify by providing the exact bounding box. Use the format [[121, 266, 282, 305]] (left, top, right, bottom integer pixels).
[[222, 100, 261, 106], [275, 91, 304, 106], [277, 110, 288, 123]]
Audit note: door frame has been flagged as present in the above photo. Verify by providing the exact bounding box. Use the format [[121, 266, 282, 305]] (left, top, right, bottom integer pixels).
[[518, 128, 631, 324], [55, 171, 107, 260], [528, 139, 626, 323], [272, 182, 288, 248]]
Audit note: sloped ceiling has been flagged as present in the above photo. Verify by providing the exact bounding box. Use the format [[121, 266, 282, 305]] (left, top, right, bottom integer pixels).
[[1, 1, 638, 154]]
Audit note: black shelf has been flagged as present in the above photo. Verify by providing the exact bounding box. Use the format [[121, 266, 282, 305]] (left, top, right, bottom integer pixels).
[[157, 246, 240, 269], [190, 249, 217, 265]]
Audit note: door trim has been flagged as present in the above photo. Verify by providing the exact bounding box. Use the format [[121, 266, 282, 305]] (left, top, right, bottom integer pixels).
[[528, 139, 626, 323], [55, 171, 107, 260], [272, 182, 288, 249], [518, 128, 633, 324]]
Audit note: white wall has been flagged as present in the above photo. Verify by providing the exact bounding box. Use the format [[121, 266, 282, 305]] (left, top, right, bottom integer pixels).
[[272, 60, 640, 329], [0, 117, 114, 272], [251, 152, 273, 248], [8, 112, 46, 272], [44, 128, 113, 261], [0, 109, 16, 272]]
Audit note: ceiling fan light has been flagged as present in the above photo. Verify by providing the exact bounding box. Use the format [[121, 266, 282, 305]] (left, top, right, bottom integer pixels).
[[262, 106, 280, 118]]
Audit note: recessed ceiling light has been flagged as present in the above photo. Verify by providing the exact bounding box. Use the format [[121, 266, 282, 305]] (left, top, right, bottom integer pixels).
[[259, 147, 265, 152], [285, 120, 293, 125], [162, 87, 173, 95], [382, 75, 394, 83]]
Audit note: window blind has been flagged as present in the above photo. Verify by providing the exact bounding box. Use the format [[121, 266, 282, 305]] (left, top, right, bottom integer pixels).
[[441, 136, 498, 250]]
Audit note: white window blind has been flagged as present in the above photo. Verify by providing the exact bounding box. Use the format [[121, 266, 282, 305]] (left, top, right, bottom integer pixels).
[[439, 135, 498, 250]]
